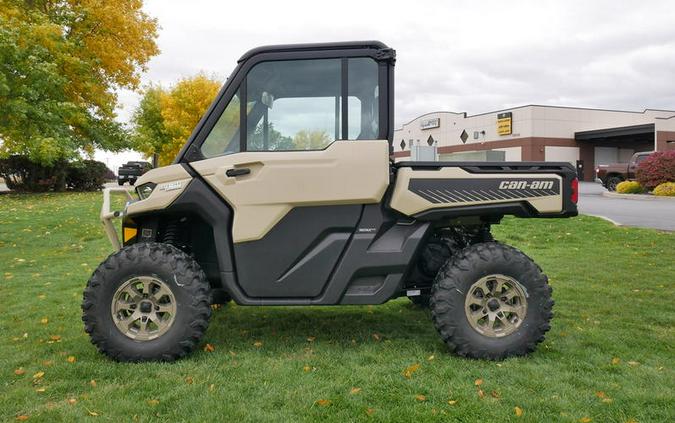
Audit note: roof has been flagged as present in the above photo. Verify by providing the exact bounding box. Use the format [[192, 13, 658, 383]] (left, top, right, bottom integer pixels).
[[238, 41, 388, 63]]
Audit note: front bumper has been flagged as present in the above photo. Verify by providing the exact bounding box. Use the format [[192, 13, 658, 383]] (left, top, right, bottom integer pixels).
[[100, 187, 134, 250]]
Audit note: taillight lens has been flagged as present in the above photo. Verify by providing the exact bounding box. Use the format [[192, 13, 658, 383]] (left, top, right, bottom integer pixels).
[[571, 178, 579, 204]]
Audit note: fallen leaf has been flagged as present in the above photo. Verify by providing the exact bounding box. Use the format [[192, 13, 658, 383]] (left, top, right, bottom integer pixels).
[[16, 416, 29, 421], [67, 356, 76, 363], [42, 360, 53, 367], [447, 400, 457, 405], [40, 318, 48, 325], [474, 378, 483, 386], [415, 394, 427, 402], [403, 363, 420, 379], [611, 357, 621, 365], [303, 365, 311, 372], [491, 390, 500, 399], [253, 341, 263, 348], [90, 379, 97, 388], [315, 399, 331, 407], [595, 391, 608, 399], [67, 398, 77, 405], [627, 361, 640, 367], [350, 387, 362, 395], [477, 389, 485, 399], [33, 371, 44, 379], [35, 388, 46, 393], [307, 336, 316, 342], [87, 410, 98, 416], [625, 419, 638, 423], [515, 406, 524, 417], [49, 335, 61, 341], [372, 333, 381, 341], [185, 376, 193, 384], [427, 355, 435, 361], [203, 343, 215, 352], [579, 417, 592, 423], [366, 408, 375, 416], [14, 368, 25, 376], [147, 399, 159, 406], [209, 384, 215, 391]]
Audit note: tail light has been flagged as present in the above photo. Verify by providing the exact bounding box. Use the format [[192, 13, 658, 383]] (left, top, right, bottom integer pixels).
[[571, 178, 579, 204]]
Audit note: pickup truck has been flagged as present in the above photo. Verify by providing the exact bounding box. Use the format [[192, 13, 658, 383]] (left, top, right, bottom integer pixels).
[[596, 151, 652, 191], [117, 161, 153, 186]]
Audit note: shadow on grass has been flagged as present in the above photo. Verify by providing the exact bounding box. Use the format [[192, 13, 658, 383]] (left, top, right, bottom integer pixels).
[[202, 301, 444, 352]]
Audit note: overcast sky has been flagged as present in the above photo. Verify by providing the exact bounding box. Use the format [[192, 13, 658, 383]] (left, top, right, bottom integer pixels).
[[104, 0, 675, 169]]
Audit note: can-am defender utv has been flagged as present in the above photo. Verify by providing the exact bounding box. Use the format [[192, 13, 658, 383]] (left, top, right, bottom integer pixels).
[[83, 41, 578, 362]]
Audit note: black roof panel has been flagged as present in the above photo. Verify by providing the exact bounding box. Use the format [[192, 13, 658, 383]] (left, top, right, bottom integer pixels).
[[238, 40, 388, 63]]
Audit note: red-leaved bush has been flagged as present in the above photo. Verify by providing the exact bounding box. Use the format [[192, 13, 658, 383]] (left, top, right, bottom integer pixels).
[[636, 151, 675, 190]]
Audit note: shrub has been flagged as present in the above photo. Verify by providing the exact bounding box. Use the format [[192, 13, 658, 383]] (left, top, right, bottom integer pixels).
[[636, 151, 675, 190], [653, 182, 675, 197], [0, 155, 68, 192], [66, 160, 111, 191], [0, 156, 112, 192], [616, 180, 644, 194]]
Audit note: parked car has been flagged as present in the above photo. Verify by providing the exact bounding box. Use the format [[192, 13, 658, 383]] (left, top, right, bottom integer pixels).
[[596, 152, 652, 191], [117, 161, 153, 186]]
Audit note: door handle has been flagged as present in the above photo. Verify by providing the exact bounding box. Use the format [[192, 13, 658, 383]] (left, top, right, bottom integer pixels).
[[226, 167, 251, 177]]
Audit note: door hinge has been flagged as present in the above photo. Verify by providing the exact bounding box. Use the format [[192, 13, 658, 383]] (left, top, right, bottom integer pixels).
[[376, 48, 396, 64]]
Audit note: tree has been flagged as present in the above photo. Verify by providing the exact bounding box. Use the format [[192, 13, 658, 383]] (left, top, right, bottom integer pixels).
[[292, 130, 331, 150], [132, 74, 222, 165], [0, 0, 159, 165]]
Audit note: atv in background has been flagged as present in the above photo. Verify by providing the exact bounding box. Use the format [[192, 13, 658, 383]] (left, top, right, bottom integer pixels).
[[596, 151, 652, 191], [117, 161, 153, 186], [85, 41, 578, 363]]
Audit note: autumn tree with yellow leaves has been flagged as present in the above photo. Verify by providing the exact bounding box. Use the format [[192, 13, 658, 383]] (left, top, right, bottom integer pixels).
[[0, 0, 159, 164], [131, 74, 222, 166]]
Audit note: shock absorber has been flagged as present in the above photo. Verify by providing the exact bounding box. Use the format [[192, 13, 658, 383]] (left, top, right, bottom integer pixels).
[[162, 220, 180, 246]]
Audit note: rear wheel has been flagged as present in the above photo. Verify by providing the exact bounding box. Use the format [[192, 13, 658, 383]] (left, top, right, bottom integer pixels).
[[82, 242, 211, 362], [117, 179, 124, 186], [605, 176, 622, 191], [430, 242, 553, 360]]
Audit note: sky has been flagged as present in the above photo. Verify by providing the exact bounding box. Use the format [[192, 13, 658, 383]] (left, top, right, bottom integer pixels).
[[100, 0, 675, 170]]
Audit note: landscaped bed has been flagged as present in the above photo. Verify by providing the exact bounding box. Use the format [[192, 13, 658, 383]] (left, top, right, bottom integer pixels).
[[1, 192, 673, 422]]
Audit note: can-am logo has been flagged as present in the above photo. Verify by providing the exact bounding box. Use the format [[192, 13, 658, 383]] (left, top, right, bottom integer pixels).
[[499, 180, 554, 190]]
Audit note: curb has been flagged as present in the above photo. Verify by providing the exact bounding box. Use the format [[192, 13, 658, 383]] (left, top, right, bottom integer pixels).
[[581, 213, 622, 227], [602, 192, 675, 201]]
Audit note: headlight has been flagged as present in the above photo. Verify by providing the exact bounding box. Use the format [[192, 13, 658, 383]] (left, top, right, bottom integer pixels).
[[136, 182, 156, 200]]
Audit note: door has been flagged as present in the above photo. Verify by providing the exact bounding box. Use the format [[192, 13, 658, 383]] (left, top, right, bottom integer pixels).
[[189, 56, 390, 298]]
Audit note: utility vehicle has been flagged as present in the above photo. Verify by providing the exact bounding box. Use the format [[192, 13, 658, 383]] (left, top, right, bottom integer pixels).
[[83, 41, 578, 362]]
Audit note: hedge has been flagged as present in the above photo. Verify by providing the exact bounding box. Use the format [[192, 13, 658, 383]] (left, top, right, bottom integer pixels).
[[0, 156, 114, 192]]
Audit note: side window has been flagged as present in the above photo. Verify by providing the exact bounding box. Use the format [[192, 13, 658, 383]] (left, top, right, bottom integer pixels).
[[348, 58, 379, 139], [246, 59, 341, 151], [200, 90, 240, 158], [198, 56, 381, 157]]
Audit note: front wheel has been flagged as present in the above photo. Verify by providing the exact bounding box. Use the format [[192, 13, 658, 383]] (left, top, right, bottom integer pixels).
[[430, 242, 553, 360], [82, 242, 212, 362], [605, 176, 622, 191]]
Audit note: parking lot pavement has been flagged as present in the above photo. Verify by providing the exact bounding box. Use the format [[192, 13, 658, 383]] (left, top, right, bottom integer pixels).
[[577, 182, 675, 231]]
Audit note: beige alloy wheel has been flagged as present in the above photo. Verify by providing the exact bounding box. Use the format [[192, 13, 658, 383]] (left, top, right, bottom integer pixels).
[[464, 274, 528, 338], [110, 276, 177, 341]]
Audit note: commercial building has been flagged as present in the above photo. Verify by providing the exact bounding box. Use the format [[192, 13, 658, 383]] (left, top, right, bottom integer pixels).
[[393, 105, 675, 181]]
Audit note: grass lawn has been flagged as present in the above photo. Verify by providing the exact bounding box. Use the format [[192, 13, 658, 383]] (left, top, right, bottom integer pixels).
[[0, 192, 673, 422]]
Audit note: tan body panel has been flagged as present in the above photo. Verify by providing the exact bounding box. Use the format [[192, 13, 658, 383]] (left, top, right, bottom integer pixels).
[[390, 167, 563, 216], [190, 140, 390, 243], [126, 164, 192, 216]]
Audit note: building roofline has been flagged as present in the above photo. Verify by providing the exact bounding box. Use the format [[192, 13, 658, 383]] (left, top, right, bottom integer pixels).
[[396, 104, 675, 130]]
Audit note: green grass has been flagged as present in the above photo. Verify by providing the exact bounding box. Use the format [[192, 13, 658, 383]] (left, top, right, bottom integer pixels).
[[0, 192, 673, 422]]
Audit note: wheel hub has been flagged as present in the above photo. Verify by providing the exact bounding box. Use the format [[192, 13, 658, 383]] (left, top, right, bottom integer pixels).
[[464, 274, 528, 338], [110, 276, 177, 341]]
